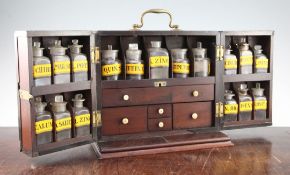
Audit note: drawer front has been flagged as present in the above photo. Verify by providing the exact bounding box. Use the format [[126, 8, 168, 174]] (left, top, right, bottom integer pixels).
[[172, 85, 214, 103], [102, 87, 171, 107], [148, 104, 172, 119], [148, 118, 172, 131], [173, 102, 212, 129], [101, 106, 147, 135]]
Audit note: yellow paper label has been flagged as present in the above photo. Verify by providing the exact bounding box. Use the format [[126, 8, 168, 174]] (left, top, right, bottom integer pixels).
[[224, 58, 237, 69], [73, 60, 88, 72], [255, 58, 268, 69], [224, 104, 238, 114], [54, 61, 71, 74], [239, 101, 253, 112], [150, 56, 169, 67], [240, 55, 253, 66], [33, 64, 52, 78], [126, 64, 144, 75], [254, 100, 267, 110], [55, 117, 71, 132], [173, 63, 190, 74], [75, 114, 91, 127], [102, 63, 121, 76], [35, 119, 53, 134]]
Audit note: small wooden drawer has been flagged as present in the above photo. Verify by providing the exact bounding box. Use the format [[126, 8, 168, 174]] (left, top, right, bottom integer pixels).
[[102, 87, 171, 107], [172, 85, 214, 103], [101, 106, 147, 136], [148, 104, 172, 119], [173, 102, 212, 129], [148, 118, 172, 131]]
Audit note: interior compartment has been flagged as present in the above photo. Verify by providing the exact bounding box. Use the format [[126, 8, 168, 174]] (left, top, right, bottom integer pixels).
[[31, 36, 92, 85]]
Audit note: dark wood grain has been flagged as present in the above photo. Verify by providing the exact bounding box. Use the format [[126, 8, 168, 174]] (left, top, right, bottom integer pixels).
[[148, 117, 172, 131], [171, 85, 214, 103], [148, 104, 172, 119], [173, 102, 212, 129]]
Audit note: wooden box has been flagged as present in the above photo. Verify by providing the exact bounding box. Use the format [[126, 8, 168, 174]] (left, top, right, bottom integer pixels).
[[15, 11, 273, 159]]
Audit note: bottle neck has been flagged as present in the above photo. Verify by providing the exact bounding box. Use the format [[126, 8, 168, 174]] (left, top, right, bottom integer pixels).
[[74, 101, 84, 108]]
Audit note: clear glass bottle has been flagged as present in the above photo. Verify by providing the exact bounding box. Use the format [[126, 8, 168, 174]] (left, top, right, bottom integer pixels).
[[224, 46, 237, 75], [34, 97, 53, 145], [148, 41, 169, 79], [224, 90, 238, 122], [49, 40, 71, 84], [69, 39, 88, 82], [238, 84, 253, 121], [125, 43, 144, 80], [101, 45, 121, 80], [72, 94, 90, 137], [192, 42, 210, 77], [252, 83, 267, 120], [171, 49, 190, 78], [51, 95, 71, 141], [237, 38, 253, 74], [33, 42, 52, 86], [254, 45, 269, 73]]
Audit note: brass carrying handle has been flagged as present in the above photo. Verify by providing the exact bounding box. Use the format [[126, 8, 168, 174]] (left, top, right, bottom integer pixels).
[[133, 9, 179, 30]]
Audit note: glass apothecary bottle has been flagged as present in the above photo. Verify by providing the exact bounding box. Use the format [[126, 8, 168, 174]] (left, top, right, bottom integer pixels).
[[254, 45, 268, 73], [33, 42, 52, 86], [34, 97, 53, 145], [72, 94, 90, 137], [101, 45, 121, 80], [192, 42, 210, 77], [237, 38, 253, 74], [171, 49, 190, 78], [148, 41, 169, 79], [51, 95, 71, 141], [224, 90, 238, 122], [252, 83, 267, 120], [224, 46, 237, 75], [49, 40, 71, 84], [126, 43, 144, 80], [69, 39, 88, 82], [238, 84, 252, 121]]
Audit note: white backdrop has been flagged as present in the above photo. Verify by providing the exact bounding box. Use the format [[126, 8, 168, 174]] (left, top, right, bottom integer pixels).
[[0, 0, 289, 126]]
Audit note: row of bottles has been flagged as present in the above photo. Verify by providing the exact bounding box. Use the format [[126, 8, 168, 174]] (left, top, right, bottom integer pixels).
[[224, 38, 269, 75], [33, 40, 88, 87], [224, 83, 267, 122], [34, 94, 90, 145], [101, 41, 211, 80]]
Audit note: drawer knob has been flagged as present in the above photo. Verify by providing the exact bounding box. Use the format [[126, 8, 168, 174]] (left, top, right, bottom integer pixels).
[[192, 90, 199, 97], [122, 118, 129, 125], [158, 108, 164, 115], [123, 95, 129, 101], [191, 113, 198, 119], [158, 121, 164, 128]]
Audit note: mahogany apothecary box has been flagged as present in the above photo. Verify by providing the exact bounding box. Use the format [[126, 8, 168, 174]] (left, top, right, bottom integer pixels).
[[15, 10, 273, 159]]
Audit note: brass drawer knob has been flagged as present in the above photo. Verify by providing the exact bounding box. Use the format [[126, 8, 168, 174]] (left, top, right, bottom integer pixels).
[[192, 90, 199, 97], [158, 108, 164, 115], [158, 121, 164, 128], [191, 113, 198, 119], [122, 118, 129, 125], [123, 95, 129, 101]]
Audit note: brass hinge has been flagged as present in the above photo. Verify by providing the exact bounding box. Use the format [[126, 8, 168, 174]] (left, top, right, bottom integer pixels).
[[19, 89, 33, 101], [93, 110, 102, 127], [215, 102, 224, 118], [91, 47, 100, 64], [216, 45, 224, 61], [154, 81, 167, 87]]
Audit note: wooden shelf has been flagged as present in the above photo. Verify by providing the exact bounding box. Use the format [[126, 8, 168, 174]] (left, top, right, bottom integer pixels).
[[102, 77, 215, 89], [37, 135, 93, 155], [31, 81, 91, 96], [223, 73, 272, 83], [223, 119, 272, 129]]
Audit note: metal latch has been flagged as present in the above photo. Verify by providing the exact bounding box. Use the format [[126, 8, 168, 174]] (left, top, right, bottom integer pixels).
[[154, 81, 167, 87], [91, 47, 100, 64], [216, 45, 224, 61], [19, 89, 33, 101], [93, 110, 102, 127], [215, 102, 224, 118]]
